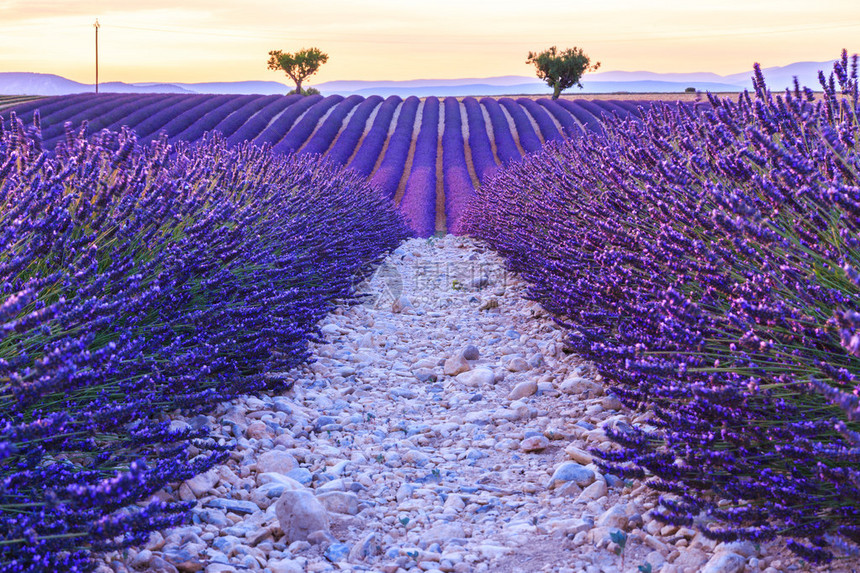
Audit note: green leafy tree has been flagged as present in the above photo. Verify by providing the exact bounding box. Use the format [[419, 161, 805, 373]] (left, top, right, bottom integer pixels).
[[267, 47, 328, 95], [527, 46, 600, 100]]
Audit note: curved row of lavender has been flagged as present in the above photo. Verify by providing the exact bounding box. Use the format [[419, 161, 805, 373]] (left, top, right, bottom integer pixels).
[[462, 53, 860, 564], [2, 93, 642, 236], [398, 96, 440, 236], [0, 118, 411, 571], [442, 97, 476, 234]]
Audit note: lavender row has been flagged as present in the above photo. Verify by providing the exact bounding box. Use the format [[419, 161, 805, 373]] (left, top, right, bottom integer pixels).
[[442, 97, 475, 234], [516, 98, 563, 143], [499, 98, 543, 153], [480, 97, 522, 164], [326, 95, 384, 166], [227, 94, 306, 146], [0, 119, 411, 571], [270, 95, 344, 155], [2, 94, 638, 236], [252, 94, 325, 147], [169, 94, 267, 143], [347, 96, 402, 176], [463, 52, 860, 563], [369, 96, 419, 201], [463, 97, 498, 182], [399, 97, 440, 237], [298, 94, 364, 156]]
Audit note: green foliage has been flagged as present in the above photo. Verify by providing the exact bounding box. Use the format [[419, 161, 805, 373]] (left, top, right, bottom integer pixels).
[[526, 46, 600, 99], [610, 530, 628, 567], [288, 87, 321, 96], [684, 86, 696, 93], [638, 563, 653, 573], [268, 47, 329, 94]]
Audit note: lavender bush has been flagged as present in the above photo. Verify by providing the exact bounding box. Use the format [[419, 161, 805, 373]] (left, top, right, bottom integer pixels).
[[0, 117, 410, 571], [463, 52, 860, 563]]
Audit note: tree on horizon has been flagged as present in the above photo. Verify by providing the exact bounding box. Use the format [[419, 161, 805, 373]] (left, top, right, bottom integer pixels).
[[268, 48, 328, 95], [527, 46, 600, 100]]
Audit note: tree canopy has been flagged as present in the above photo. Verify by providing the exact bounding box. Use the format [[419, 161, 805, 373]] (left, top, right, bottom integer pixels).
[[268, 48, 329, 95], [527, 46, 600, 100]]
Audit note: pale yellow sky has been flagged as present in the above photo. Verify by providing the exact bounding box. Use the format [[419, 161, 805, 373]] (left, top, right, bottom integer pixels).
[[1, 0, 858, 84]]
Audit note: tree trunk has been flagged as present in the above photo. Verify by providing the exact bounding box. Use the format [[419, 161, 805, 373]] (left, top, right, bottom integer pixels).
[[295, 79, 303, 95], [552, 84, 562, 100]]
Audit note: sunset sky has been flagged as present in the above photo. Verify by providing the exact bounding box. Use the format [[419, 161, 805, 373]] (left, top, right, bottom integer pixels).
[[0, 0, 858, 85]]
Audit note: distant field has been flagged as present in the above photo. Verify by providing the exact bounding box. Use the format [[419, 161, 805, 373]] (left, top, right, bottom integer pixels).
[[0, 95, 42, 110], [0, 92, 706, 235]]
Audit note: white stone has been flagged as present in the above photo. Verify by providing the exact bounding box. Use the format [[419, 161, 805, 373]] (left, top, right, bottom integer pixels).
[[508, 380, 537, 400], [456, 367, 495, 387], [254, 451, 298, 475], [275, 490, 330, 542]]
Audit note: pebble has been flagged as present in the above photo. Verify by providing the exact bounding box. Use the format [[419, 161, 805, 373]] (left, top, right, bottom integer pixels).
[[547, 462, 595, 489], [508, 380, 537, 400], [702, 552, 745, 573], [456, 367, 495, 387], [95, 236, 831, 573], [275, 490, 330, 542], [443, 353, 471, 376]]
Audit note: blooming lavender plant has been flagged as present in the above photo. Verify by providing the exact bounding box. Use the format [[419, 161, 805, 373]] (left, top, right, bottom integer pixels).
[[0, 119, 410, 571], [463, 51, 860, 563]]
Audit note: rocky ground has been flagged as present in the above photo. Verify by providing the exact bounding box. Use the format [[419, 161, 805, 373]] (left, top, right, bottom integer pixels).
[[98, 236, 857, 573]]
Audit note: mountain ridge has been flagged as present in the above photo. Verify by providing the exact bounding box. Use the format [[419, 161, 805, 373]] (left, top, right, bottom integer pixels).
[[0, 59, 840, 97]]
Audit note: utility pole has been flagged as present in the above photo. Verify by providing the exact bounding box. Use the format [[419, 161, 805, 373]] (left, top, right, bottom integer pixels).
[[94, 19, 100, 94]]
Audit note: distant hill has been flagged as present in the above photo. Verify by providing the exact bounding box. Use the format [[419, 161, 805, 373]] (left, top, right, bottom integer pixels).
[[316, 59, 840, 97], [0, 58, 841, 97], [0, 72, 290, 96]]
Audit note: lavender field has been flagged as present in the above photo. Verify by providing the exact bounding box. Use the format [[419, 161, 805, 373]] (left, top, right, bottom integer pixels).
[[1, 52, 860, 573], [1, 93, 668, 236]]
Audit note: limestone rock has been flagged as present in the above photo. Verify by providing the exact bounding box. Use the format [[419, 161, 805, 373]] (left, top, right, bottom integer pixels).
[[275, 490, 330, 542], [547, 462, 595, 489], [316, 491, 360, 515], [443, 353, 471, 376], [254, 451, 298, 476]]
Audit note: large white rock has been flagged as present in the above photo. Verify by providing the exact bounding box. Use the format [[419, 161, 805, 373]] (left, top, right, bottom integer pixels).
[[443, 353, 471, 376], [254, 451, 298, 475], [508, 380, 537, 400], [316, 491, 360, 515], [275, 490, 330, 542], [184, 469, 219, 498], [456, 367, 495, 387]]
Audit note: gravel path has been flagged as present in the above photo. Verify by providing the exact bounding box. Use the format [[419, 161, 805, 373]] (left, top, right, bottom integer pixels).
[[98, 236, 846, 573]]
